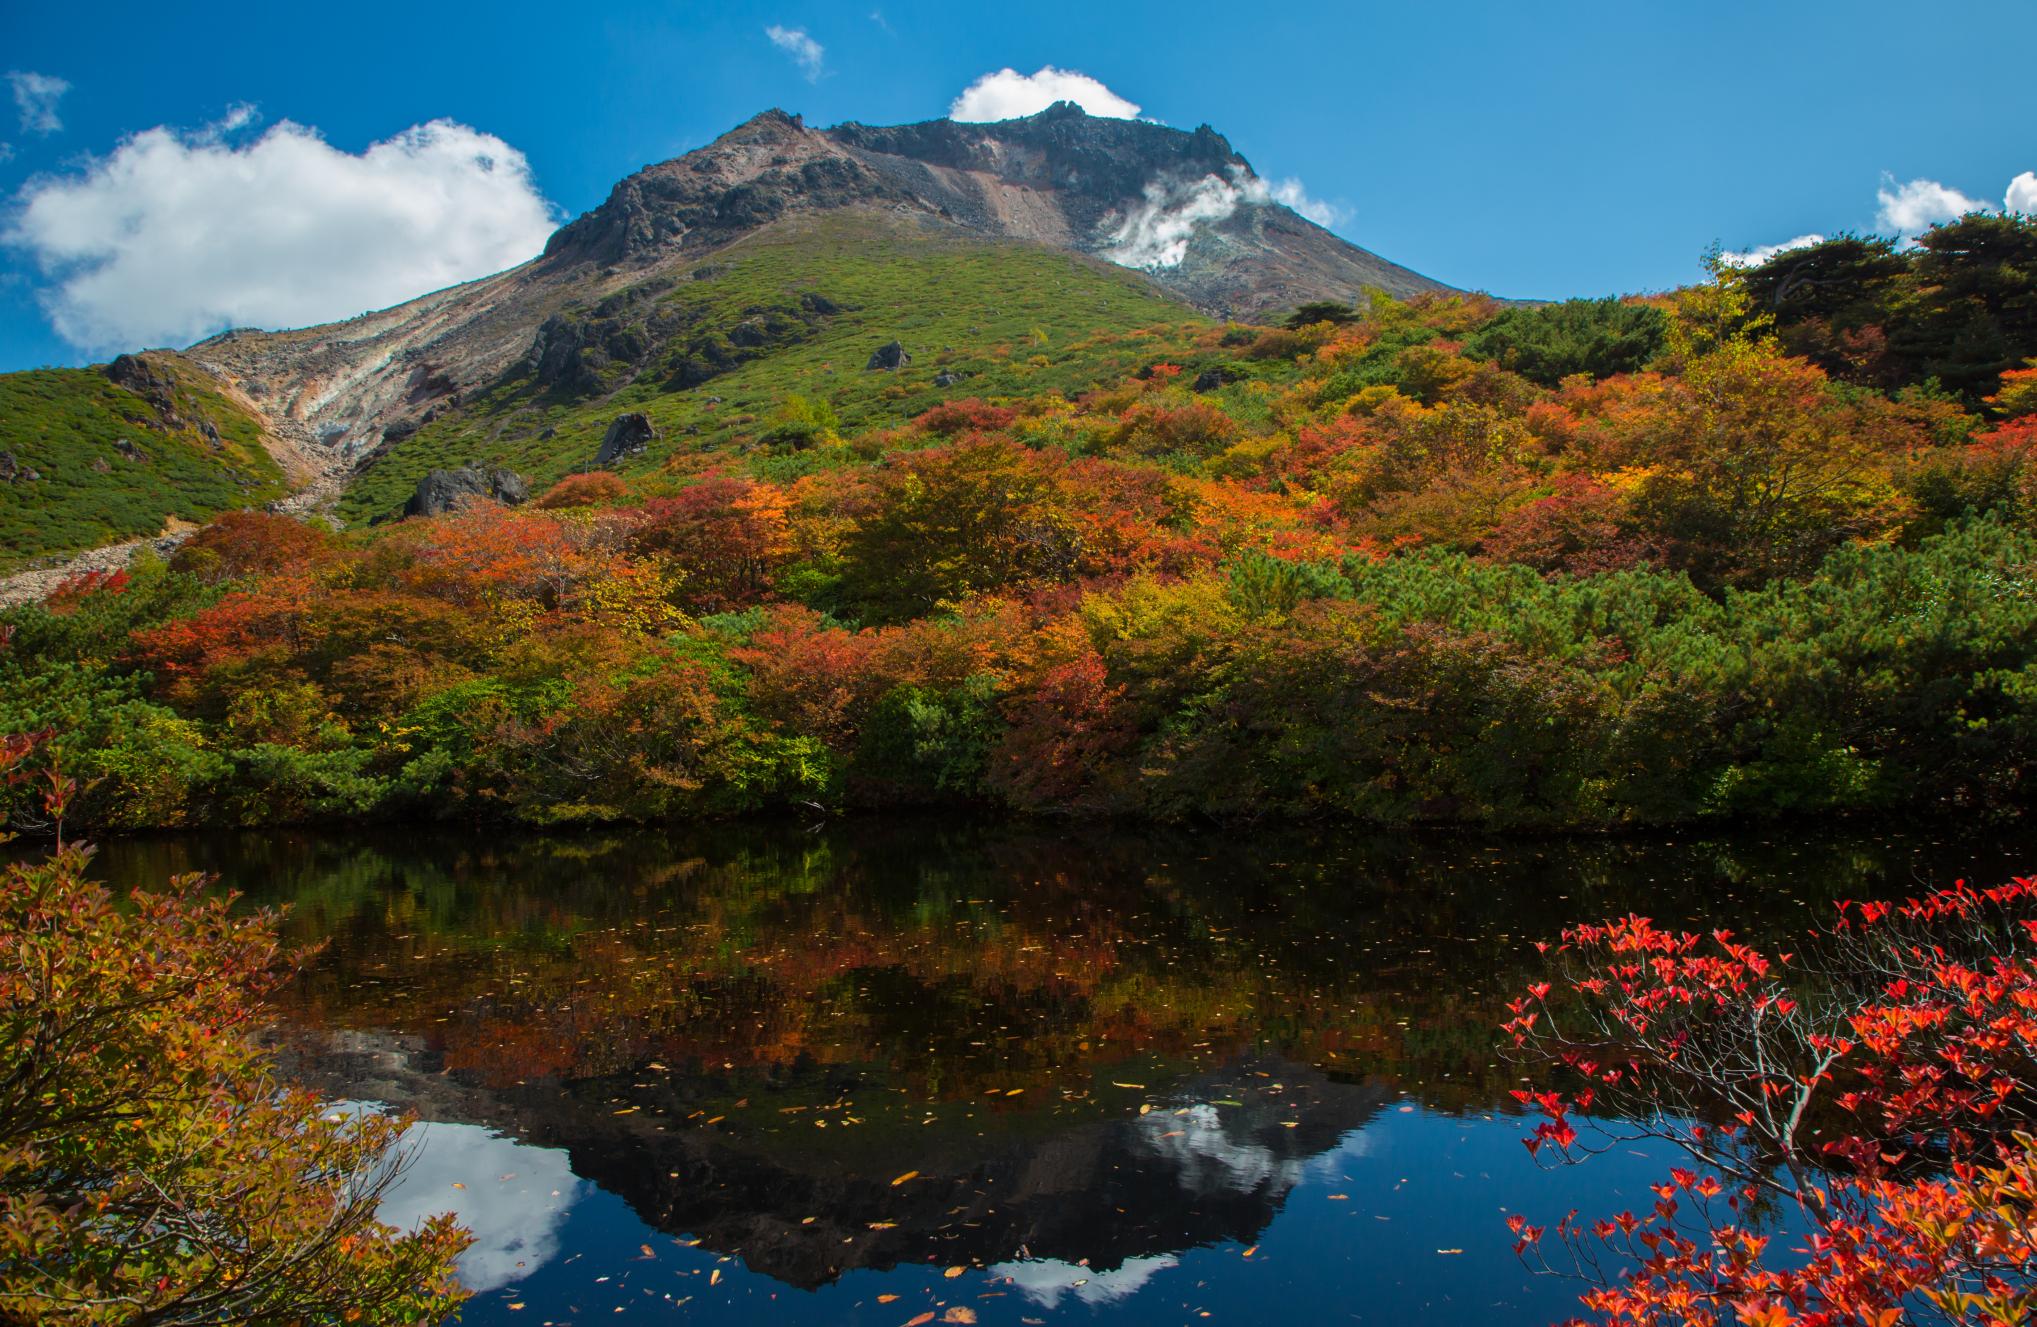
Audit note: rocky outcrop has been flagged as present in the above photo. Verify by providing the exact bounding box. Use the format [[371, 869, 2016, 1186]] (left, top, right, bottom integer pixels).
[[865, 340, 911, 372], [594, 413, 657, 466], [402, 465, 529, 518]]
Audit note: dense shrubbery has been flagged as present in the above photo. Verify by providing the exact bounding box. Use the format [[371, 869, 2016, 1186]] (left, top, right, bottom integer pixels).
[[1740, 214, 2037, 403], [7, 219, 2037, 833]]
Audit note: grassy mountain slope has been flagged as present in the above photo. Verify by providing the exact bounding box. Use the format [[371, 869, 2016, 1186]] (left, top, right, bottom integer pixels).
[[0, 354, 288, 572], [338, 211, 1209, 523]]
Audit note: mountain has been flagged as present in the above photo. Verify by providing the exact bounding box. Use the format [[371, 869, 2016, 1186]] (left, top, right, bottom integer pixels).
[[545, 104, 1446, 314], [3, 103, 1459, 561]]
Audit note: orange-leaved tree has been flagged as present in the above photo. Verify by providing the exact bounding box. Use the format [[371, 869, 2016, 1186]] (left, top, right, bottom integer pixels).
[[0, 732, 470, 1325]]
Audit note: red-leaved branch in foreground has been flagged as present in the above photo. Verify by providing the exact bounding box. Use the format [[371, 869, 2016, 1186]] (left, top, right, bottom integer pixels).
[[1505, 876, 2037, 1326]]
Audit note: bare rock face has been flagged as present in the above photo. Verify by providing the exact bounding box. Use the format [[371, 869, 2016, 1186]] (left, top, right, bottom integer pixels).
[[403, 465, 529, 518], [595, 413, 658, 467]]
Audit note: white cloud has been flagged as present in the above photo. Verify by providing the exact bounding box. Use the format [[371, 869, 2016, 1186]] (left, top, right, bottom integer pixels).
[[214, 102, 259, 136], [2008, 171, 2037, 216], [1719, 232, 1826, 268], [1876, 174, 1990, 236], [1101, 165, 1340, 270], [949, 66, 1140, 122], [8, 71, 69, 135], [765, 25, 825, 81], [8, 115, 556, 354]]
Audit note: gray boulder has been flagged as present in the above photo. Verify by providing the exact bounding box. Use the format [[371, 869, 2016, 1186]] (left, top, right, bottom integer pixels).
[[403, 465, 530, 518], [933, 371, 959, 388], [595, 412, 657, 466], [866, 340, 911, 372]]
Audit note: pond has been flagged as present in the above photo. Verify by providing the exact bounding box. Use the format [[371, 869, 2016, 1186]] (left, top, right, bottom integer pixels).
[[85, 818, 2037, 1327]]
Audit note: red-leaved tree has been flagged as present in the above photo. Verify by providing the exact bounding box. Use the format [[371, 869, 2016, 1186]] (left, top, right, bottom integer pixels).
[[1505, 877, 2037, 1326]]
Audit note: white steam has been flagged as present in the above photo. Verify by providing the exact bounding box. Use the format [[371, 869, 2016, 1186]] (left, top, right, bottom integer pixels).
[[1102, 165, 1343, 270]]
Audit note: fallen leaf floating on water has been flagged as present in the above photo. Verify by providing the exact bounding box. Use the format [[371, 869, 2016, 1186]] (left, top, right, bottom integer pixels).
[[1110, 1082, 1146, 1089], [891, 1171, 919, 1186], [1436, 1249, 1464, 1255], [944, 1310, 978, 1324], [877, 1294, 900, 1304], [709, 1269, 721, 1286], [1241, 1246, 1257, 1258], [905, 1314, 936, 1327], [639, 1244, 655, 1259], [505, 1305, 523, 1312], [944, 1265, 966, 1278]]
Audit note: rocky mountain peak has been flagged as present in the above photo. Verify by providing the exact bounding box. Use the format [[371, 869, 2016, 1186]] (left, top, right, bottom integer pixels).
[[535, 102, 1441, 321]]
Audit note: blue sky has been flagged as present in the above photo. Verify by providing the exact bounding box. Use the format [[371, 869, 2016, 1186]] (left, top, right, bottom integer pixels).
[[2, 0, 2033, 370]]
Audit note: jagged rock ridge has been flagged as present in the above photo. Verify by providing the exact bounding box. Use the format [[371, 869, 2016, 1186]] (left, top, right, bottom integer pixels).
[[546, 103, 1447, 316]]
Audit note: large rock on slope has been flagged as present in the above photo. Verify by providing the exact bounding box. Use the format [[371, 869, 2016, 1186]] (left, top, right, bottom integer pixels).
[[403, 466, 529, 518], [595, 413, 658, 466]]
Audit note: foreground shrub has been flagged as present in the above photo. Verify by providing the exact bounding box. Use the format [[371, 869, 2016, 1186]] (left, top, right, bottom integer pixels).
[[1505, 874, 2037, 1325], [0, 737, 469, 1324]]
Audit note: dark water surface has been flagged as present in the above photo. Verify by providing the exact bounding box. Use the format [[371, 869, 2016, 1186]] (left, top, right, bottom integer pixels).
[[85, 819, 2037, 1327]]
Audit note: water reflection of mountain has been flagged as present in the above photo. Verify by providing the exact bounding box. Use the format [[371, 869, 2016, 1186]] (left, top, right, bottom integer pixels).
[[280, 1029, 1389, 1289], [83, 816, 2037, 1298]]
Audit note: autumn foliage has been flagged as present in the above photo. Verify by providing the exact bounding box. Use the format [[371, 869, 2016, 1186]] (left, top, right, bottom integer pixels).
[[0, 733, 468, 1324], [1505, 876, 2037, 1326], [6, 242, 2037, 833]]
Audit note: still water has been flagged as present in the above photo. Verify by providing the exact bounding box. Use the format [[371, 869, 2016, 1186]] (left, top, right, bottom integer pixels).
[[87, 819, 2037, 1327]]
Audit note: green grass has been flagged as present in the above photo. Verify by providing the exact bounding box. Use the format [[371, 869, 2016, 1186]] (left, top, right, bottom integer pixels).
[[0, 355, 287, 572], [339, 211, 1211, 523]]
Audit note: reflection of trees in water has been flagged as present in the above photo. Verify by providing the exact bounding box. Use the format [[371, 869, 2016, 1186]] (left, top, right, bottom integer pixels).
[[84, 818, 2028, 1291], [88, 816, 2034, 1116]]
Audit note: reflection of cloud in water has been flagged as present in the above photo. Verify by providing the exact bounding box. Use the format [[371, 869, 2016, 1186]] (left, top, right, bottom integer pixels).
[[1305, 1121, 1380, 1177], [1134, 1103, 1305, 1194], [991, 1254, 1179, 1309], [373, 1117, 583, 1292]]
